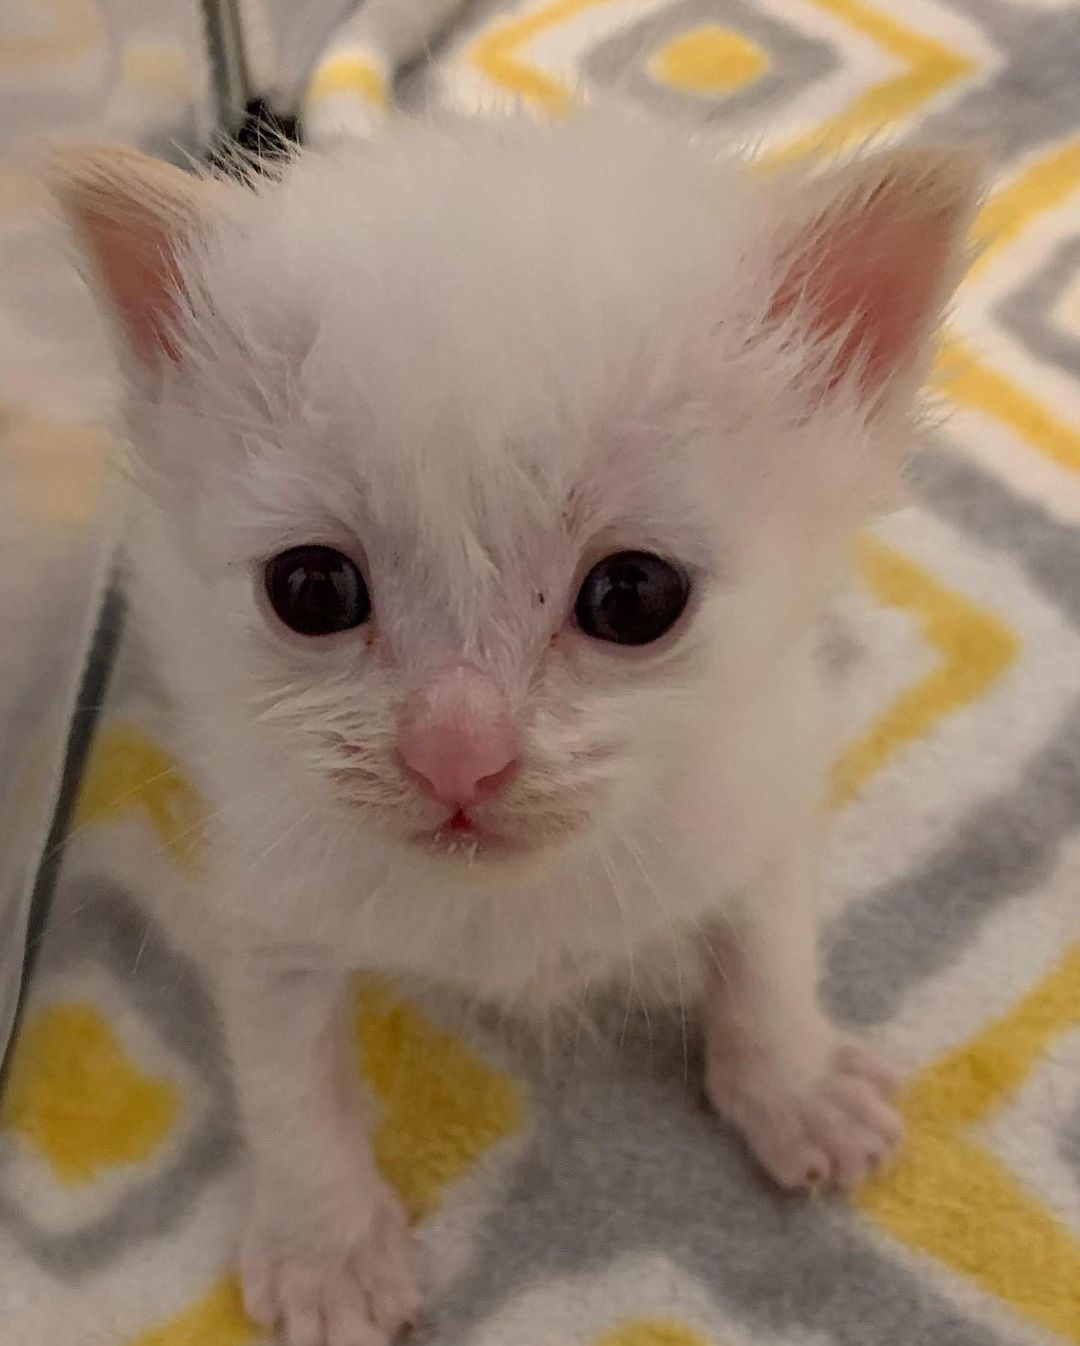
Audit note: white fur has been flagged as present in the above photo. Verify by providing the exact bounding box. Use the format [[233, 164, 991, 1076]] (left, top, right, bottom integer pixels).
[[68, 108, 972, 1345], [126, 113, 893, 1000]]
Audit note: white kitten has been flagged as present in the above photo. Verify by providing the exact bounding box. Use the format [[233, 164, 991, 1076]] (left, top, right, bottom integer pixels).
[[50, 111, 976, 1346]]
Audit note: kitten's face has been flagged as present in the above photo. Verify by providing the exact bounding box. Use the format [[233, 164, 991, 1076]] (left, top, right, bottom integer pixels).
[[172, 275, 858, 874], [66, 116, 971, 877], [187, 293, 787, 871]]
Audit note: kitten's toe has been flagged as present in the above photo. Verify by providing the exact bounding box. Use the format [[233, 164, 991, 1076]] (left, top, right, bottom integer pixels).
[[759, 1135, 832, 1191], [835, 1039, 902, 1095], [708, 1037, 903, 1193], [323, 1268, 393, 1346], [240, 1192, 418, 1346]]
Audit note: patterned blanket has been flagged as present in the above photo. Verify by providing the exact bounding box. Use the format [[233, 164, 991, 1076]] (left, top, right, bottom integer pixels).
[[4, 2, 1080, 1344]]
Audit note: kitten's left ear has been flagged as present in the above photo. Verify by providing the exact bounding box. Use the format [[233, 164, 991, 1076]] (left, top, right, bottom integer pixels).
[[45, 144, 223, 368], [769, 146, 981, 411]]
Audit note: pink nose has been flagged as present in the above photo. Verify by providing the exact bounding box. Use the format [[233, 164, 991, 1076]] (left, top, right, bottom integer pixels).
[[397, 668, 520, 808]]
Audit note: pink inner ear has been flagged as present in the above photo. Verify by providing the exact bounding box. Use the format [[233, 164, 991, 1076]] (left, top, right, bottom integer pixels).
[[771, 174, 961, 400], [87, 211, 184, 364]]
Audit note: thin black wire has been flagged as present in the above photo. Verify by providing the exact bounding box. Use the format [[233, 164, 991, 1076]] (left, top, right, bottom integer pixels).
[[0, 588, 126, 1090], [199, 0, 252, 136]]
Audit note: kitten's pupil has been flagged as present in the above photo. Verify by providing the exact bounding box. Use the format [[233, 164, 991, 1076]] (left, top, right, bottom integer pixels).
[[265, 546, 370, 636], [575, 551, 690, 646]]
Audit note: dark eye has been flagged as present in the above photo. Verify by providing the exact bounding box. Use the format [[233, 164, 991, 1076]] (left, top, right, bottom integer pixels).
[[574, 550, 690, 646], [264, 546, 371, 637]]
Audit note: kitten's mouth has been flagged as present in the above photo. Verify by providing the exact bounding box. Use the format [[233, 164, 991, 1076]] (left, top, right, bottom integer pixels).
[[416, 807, 526, 863]]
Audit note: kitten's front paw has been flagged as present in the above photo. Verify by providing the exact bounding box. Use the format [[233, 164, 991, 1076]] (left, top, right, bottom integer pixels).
[[240, 1190, 418, 1346], [707, 1038, 902, 1192]]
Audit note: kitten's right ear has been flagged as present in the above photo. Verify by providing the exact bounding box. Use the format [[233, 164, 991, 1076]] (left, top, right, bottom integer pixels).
[[45, 145, 217, 368], [766, 147, 980, 412]]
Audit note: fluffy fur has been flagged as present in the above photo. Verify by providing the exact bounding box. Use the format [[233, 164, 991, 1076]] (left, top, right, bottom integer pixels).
[[51, 109, 976, 1346]]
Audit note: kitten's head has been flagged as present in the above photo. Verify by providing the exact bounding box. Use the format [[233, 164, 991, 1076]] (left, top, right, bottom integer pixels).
[[51, 115, 976, 876]]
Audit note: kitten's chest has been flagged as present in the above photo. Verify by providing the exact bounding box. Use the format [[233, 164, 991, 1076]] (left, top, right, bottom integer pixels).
[[352, 852, 719, 1014], [531, 930, 709, 1013]]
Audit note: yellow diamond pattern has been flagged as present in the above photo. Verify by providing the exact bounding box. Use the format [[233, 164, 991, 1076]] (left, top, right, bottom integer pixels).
[[354, 978, 526, 1222], [858, 941, 1080, 1342], [764, 0, 976, 164], [306, 52, 388, 108], [72, 723, 205, 870], [470, 0, 622, 116], [832, 536, 1018, 809], [127, 1278, 259, 1346], [1, 1003, 179, 1185], [648, 27, 769, 96], [593, 1321, 715, 1346]]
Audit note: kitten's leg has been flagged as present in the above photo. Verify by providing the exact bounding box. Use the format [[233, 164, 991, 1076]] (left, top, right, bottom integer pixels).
[[702, 848, 902, 1191], [217, 964, 417, 1346]]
